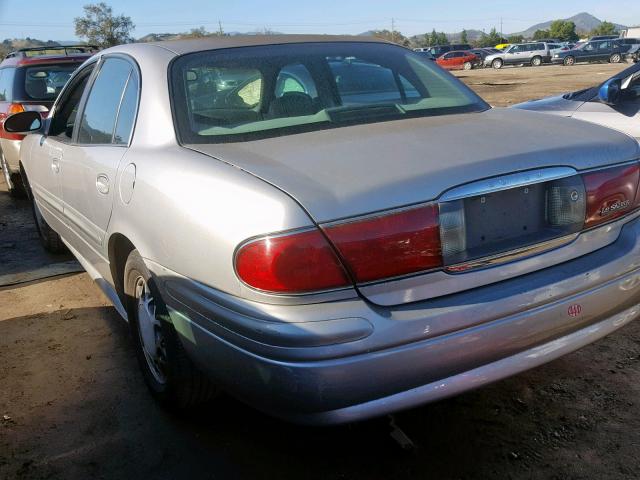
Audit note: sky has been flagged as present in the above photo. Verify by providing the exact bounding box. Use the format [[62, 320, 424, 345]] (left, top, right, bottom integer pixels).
[[0, 0, 638, 41]]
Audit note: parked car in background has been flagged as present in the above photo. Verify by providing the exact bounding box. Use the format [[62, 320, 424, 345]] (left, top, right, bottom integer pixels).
[[484, 42, 552, 68], [552, 39, 630, 66], [514, 61, 640, 139], [7, 36, 640, 426], [436, 50, 478, 70], [549, 42, 575, 56], [0, 45, 96, 196], [589, 35, 620, 41], [619, 38, 640, 47], [427, 43, 472, 57], [416, 51, 436, 61], [469, 48, 492, 64], [627, 44, 640, 63]]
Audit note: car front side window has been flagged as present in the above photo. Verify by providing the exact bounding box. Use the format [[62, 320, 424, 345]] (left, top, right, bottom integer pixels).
[[48, 65, 95, 140]]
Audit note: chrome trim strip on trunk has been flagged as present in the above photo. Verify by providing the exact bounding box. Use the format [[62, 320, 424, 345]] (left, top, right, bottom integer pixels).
[[445, 232, 580, 273], [439, 166, 577, 202]]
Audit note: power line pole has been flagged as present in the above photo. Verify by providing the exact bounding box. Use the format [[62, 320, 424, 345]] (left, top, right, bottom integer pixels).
[[218, 20, 223, 36], [500, 17, 503, 40], [391, 17, 395, 43]]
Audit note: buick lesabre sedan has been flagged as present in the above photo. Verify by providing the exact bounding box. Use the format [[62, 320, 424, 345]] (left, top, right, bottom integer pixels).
[[6, 36, 640, 425]]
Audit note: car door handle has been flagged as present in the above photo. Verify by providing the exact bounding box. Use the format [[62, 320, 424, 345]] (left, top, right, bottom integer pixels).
[[96, 174, 110, 194], [51, 158, 60, 174]]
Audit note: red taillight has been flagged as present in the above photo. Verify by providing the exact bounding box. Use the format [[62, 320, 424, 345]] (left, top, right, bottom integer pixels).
[[322, 204, 442, 283], [235, 229, 350, 293], [582, 164, 640, 228]]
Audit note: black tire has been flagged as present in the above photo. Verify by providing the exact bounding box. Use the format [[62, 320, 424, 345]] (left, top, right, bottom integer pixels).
[[21, 165, 66, 253], [609, 53, 621, 64], [124, 249, 218, 410], [531, 56, 542, 67], [492, 58, 503, 69], [1, 149, 25, 198], [563, 56, 575, 66]]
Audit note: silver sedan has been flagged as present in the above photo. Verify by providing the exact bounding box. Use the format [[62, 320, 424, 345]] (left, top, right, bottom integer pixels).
[[6, 36, 640, 425]]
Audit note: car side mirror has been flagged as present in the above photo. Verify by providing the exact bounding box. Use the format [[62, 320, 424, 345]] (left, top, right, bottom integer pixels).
[[3, 111, 42, 134], [598, 78, 622, 106]]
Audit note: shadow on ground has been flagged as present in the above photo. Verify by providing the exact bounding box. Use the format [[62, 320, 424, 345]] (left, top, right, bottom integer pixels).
[[0, 188, 80, 286], [1, 303, 640, 480]]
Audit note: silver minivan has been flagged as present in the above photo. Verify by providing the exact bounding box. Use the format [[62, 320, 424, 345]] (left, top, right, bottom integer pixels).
[[485, 42, 552, 69]]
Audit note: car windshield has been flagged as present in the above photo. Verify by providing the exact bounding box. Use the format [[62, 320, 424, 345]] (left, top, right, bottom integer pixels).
[[24, 63, 80, 100], [171, 42, 488, 143]]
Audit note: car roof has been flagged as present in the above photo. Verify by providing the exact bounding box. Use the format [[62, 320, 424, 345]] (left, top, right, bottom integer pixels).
[[0, 53, 94, 68], [139, 34, 388, 55]]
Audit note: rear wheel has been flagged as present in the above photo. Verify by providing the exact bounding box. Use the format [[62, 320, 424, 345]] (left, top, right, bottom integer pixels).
[[609, 53, 622, 63], [531, 56, 542, 67], [124, 249, 218, 410], [1, 150, 25, 198], [563, 56, 575, 66], [492, 58, 503, 69], [463, 61, 473, 70]]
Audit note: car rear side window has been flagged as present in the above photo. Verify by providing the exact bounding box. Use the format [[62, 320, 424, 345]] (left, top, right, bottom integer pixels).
[[0, 68, 15, 102], [77, 57, 133, 145], [24, 64, 80, 101]]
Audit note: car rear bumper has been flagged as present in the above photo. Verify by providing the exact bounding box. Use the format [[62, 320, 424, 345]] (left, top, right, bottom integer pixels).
[[150, 215, 640, 424]]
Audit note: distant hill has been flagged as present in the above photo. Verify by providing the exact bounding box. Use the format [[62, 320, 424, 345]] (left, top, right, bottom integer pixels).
[[511, 12, 626, 38], [0, 38, 61, 58]]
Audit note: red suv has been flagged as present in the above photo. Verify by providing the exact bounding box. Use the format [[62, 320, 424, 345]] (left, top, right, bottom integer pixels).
[[436, 50, 478, 70], [0, 45, 97, 196]]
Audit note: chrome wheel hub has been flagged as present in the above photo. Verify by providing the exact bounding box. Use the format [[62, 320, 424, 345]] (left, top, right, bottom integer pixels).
[[135, 277, 167, 384]]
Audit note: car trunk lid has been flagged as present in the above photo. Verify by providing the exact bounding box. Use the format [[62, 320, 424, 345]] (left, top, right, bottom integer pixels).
[[189, 108, 640, 304]]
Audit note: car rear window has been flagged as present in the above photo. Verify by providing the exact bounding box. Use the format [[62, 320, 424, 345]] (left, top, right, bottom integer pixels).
[[23, 63, 81, 100], [171, 42, 488, 143]]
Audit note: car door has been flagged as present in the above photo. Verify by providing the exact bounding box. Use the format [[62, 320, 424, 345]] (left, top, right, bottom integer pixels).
[[596, 41, 612, 61], [439, 52, 455, 69], [503, 45, 520, 64], [59, 55, 139, 260], [25, 63, 96, 232], [579, 42, 597, 62], [572, 71, 640, 139]]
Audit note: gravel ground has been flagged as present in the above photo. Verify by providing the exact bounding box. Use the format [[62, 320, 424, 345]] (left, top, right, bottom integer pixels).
[[1, 61, 640, 480]]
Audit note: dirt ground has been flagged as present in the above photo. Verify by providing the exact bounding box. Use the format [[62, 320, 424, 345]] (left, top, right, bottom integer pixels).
[[2, 62, 640, 480], [452, 62, 630, 107]]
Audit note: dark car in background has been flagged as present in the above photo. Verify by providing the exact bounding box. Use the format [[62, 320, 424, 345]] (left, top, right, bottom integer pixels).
[[552, 39, 630, 66], [428, 43, 472, 57], [0, 45, 97, 195], [589, 35, 620, 41]]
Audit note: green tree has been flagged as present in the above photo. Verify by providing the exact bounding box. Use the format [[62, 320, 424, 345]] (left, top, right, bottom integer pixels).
[[460, 29, 468, 43], [532, 29, 551, 40], [548, 20, 578, 42], [476, 27, 503, 47], [591, 21, 618, 36], [429, 29, 438, 46], [183, 26, 208, 38], [371, 29, 411, 47], [435, 32, 449, 45], [74, 2, 134, 47], [507, 35, 524, 44]]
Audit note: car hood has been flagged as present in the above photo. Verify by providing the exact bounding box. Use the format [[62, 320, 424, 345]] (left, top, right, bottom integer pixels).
[[188, 108, 640, 223], [511, 94, 585, 116]]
